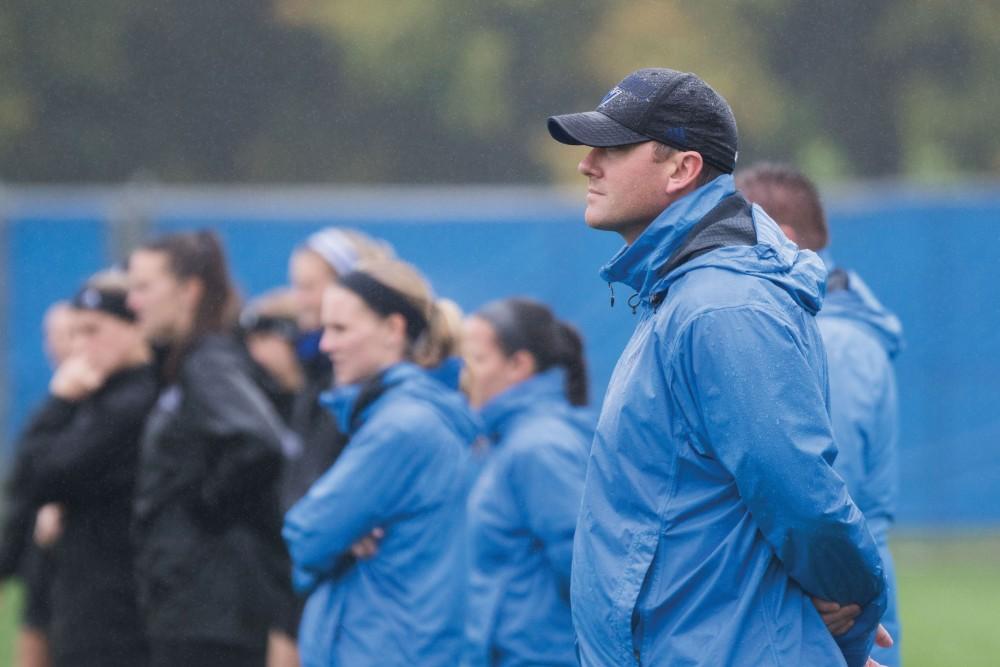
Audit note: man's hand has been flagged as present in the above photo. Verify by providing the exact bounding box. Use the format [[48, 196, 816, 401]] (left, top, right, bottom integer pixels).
[[34, 503, 65, 548], [864, 624, 894, 666], [812, 596, 861, 636], [350, 527, 385, 560]]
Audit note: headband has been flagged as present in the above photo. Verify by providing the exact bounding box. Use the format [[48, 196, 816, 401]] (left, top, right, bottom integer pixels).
[[306, 228, 360, 276], [71, 286, 136, 323], [338, 271, 428, 342]]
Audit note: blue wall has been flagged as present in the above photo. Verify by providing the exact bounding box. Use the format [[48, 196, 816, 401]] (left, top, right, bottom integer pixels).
[[3, 185, 998, 528]]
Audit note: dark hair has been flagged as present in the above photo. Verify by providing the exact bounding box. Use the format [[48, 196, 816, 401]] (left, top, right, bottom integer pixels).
[[735, 162, 828, 251], [135, 230, 240, 377], [475, 298, 589, 406]]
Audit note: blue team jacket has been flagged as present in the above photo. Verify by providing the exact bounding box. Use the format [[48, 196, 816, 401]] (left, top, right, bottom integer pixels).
[[283, 362, 479, 667], [464, 368, 592, 667], [819, 268, 904, 666], [572, 175, 887, 667]]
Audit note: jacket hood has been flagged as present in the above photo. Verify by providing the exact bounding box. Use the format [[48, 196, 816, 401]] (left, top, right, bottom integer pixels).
[[321, 362, 480, 442], [479, 367, 567, 438], [599, 175, 827, 316], [820, 269, 904, 358]]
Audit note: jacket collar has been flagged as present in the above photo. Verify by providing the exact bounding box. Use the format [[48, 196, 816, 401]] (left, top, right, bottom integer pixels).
[[479, 367, 566, 441], [320, 362, 423, 435], [599, 175, 736, 300]]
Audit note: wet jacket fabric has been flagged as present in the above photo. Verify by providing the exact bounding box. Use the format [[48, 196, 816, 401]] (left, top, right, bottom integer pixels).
[[284, 362, 478, 667], [133, 335, 288, 652], [464, 368, 592, 667], [14, 365, 158, 664], [819, 268, 904, 666], [572, 175, 887, 667]]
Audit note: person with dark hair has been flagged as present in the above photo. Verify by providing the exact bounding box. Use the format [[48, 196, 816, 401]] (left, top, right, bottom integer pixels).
[[127, 230, 288, 667], [460, 298, 593, 667], [738, 162, 904, 667], [8, 270, 157, 667], [240, 288, 305, 425], [283, 257, 478, 667], [547, 68, 890, 667]]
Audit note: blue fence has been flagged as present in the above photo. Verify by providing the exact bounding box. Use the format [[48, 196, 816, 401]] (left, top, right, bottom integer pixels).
[[2, 184, 998, 528]]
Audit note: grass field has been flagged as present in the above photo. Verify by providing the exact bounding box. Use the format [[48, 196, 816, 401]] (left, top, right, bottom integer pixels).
[[1, 535, 997, 665]]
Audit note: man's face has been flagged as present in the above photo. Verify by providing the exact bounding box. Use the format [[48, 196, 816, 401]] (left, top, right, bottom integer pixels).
[[577, 141, 674, 244]]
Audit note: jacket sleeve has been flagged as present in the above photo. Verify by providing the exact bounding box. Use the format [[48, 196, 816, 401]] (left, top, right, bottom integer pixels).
[[0, 397, 78, 577], [861, 351, 899, 525], [282, 410, 436, 588], [25, 380, 155, 503], [183, 348, 284, 525], [509, 437, 585, 591], [674, 306, 887, 667]]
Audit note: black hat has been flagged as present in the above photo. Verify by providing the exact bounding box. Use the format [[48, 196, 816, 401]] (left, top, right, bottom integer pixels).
[[547, 68, 739, 173], [71, 286, 136, 322]]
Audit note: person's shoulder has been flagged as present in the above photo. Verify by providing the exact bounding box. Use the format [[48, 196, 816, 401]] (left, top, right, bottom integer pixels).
[[669, 264, 787, 315], [656, 270, 794, 344], [819, 317, 892, 371], [182, 334, 248, 379], [102, 364, 160, 405], [502, 406, 589, 459]]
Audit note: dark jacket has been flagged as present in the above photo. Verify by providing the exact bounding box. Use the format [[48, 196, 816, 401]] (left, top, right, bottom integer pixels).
[[17, 364, 158, 661], [133, 335, 287, 650], [279, 346, 346, 513]]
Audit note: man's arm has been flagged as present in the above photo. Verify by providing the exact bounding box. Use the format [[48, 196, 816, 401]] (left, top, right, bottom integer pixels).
[[674, 306, 887, 667]]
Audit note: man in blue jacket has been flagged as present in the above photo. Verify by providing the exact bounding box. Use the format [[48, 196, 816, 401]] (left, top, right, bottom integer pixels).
[[547, 68, 889, 666], [738, 163, 904, 666]]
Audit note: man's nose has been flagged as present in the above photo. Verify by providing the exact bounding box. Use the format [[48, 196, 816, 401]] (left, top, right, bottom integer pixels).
[[578, 148, 599, 177]]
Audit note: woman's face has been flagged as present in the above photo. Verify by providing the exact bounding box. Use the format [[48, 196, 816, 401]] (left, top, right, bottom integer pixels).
[[290, 250, 336, 332], [461, 316, 529, 409], [69, 309, 147, 377], [127, 250, 194, 344], [319, 285, 405, 386]]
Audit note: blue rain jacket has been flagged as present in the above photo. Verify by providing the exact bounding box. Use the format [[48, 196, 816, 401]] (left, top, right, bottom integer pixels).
[[283, 363, 479, 667], [464, 368, 593, 667], [819, 268, 904, 666], [572, 175, 887, 667]]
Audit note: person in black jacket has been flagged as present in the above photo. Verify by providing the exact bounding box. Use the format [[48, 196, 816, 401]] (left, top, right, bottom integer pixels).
[[14, 270, 157, 667], [0, 301, 75, 667], [127, 230, 287, 667]]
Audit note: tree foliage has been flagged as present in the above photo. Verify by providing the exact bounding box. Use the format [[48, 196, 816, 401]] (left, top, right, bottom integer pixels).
[[0, 0, 996, 184]]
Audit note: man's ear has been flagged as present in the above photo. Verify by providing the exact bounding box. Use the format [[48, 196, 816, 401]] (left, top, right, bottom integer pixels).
[[665, 151, 705, 196]]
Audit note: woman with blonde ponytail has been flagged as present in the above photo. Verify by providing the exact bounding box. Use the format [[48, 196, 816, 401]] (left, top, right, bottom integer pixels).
[[283, 257, 478, 667]]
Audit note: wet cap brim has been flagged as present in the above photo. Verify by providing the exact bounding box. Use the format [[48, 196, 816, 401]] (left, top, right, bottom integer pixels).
[[547, 111, 650, 147]]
